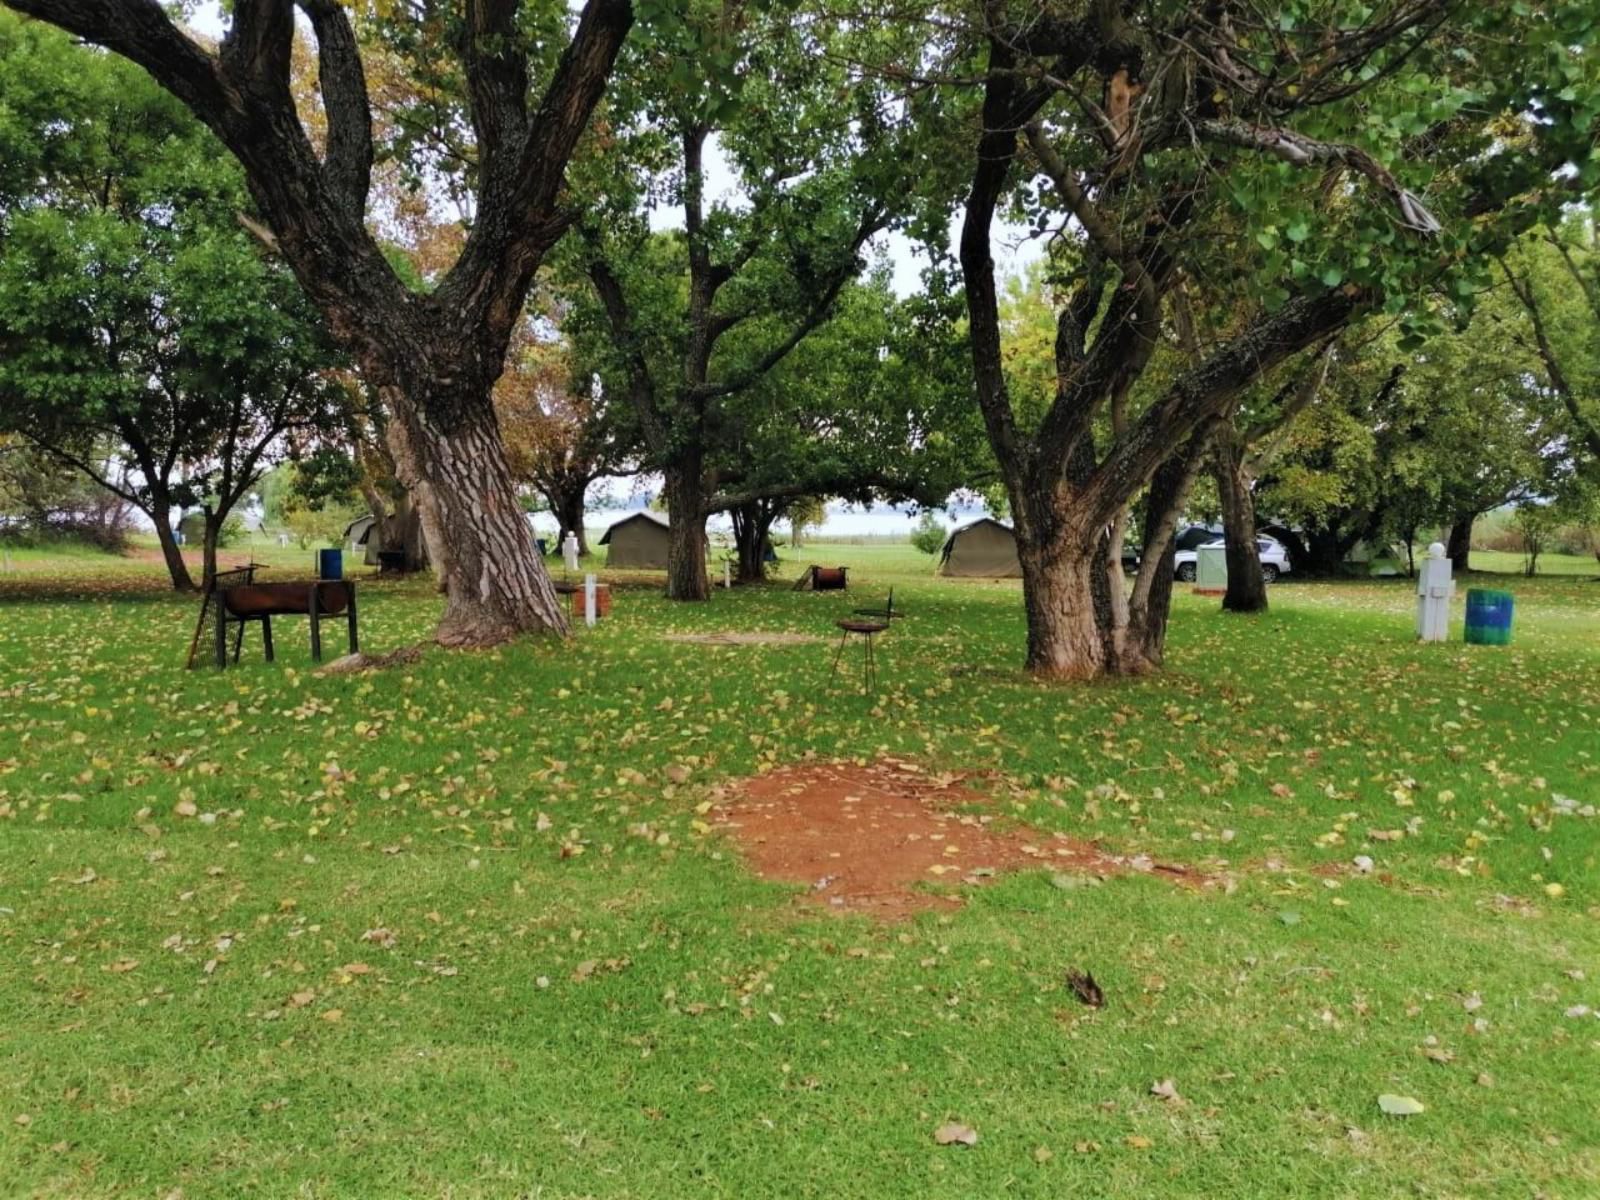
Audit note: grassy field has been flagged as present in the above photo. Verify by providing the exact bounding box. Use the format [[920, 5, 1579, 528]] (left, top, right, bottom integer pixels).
[[1, 540, 1597, 1198]]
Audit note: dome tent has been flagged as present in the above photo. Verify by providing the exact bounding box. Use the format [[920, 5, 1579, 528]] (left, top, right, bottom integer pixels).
[[938, 518, 1022, 578]]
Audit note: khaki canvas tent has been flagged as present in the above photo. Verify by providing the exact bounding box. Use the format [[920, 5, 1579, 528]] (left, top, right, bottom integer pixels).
[[344, 515, 379, 566], [600, 511, 671, 569], [938, 518, 1022, 578]]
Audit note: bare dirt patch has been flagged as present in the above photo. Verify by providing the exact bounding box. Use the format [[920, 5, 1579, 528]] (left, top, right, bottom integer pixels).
[[664, 631, 827, 646], [714, 757, 1197, 918]]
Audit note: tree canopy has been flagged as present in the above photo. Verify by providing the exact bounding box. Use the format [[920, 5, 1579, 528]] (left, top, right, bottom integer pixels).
[[930, 0, 1599, 676], [0, 11, 342, 590]]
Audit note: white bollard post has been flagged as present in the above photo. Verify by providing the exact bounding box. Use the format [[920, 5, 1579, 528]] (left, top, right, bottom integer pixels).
[[1415, 541, 1454, 642], [584, 572, 597, 628]]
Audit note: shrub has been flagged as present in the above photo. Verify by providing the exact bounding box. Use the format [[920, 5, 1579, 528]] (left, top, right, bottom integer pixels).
[[177, 511, 248, 547], [0, 444, 133, 551], [909, 512, 948, 556]]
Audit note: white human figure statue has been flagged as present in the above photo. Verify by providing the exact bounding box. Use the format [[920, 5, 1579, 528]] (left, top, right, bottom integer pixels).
[[562, 531, 579, 575], [1416, 541, 1454, 642]]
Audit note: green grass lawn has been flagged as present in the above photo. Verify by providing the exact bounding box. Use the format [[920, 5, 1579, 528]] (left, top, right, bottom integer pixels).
[[2, 542, 1597, 1198]]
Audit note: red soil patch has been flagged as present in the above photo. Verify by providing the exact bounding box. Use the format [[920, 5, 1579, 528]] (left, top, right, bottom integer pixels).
[[714, 757, 1197, 919]]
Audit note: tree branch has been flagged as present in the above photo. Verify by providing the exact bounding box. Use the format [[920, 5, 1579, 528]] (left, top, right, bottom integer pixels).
[[958, 50, 1049, 479], [458, 0, 529, 172], [1087, 288, 1364, 526], [1025, 122, 1159, 321], [1500, 256, 1600, 460], [510, 0, 633, 218], [1241, 337, 1337, 447], [694, 204, 888, 402], [1548, 234, 1600, 323], [220, 0, 294, 95], [2, 0, 233, 120], [1197, 118, 1440, 234], [24, 433, 148, 514], [437, 0, 633, 337], [585, 255, 666, 452], [296, 0, 373, 218]]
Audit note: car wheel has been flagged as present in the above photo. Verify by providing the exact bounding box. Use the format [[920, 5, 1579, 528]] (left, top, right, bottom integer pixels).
[[1260, 564, 1279, 584], [1176, 563, 1197, 583]]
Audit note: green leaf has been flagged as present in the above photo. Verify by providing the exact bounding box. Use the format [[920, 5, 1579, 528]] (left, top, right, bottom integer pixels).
[[1051, 872, 1100, 890], [1378, 1094, 1425, 1116]]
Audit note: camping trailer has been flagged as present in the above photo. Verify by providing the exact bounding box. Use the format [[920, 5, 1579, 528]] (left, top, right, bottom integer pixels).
[[938, 518, 1022, 578], [599, 511, 671, 569]]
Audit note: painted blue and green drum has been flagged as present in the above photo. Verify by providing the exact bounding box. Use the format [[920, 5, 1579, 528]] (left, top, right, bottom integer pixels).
[[1464, 588, 1513, 646]]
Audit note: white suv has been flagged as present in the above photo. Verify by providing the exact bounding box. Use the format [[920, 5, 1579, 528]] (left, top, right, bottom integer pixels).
[[1174, 535, 1292, 583]]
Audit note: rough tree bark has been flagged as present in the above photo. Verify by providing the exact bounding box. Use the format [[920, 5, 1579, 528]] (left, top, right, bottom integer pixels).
[[5, 0, 635, 644], [384, 383, 565, 645], [1016, 539, 1114, 677], [195, 508, 217, 594], [394, 497, 426, 568], [663, 461, 709, 600]]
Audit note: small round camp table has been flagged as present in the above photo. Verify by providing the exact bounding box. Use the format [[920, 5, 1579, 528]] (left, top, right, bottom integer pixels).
[[829, 617, 888, 693]]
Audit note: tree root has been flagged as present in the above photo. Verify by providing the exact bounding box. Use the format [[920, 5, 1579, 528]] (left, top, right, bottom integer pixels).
[[314, 643, 427, 675]]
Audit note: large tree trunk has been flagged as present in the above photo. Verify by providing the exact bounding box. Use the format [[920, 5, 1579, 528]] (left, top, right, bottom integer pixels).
[[730, 500, 777, 584], [549, 483, 590, 557], [1213, 436, 1268, 613], [1446, 511, 1475, 573], [663, 462, 709, 601], [150, 501, 196, 592], [1008, 438, 1166, 680], [384, 384, 569, 645], [1016, 537, 1115, 678]]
